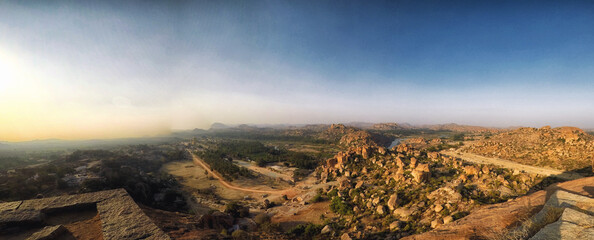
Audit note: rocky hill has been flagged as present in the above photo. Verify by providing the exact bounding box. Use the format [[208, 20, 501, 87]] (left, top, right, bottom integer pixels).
[[463, 126, 594, 171], [314, 129, 548, 239], [318, 124, 391, 147]]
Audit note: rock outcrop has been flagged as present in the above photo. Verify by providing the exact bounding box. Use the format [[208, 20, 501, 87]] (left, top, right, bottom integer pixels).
[[0, 189, 170, 240], [402, 176, 594, 240]]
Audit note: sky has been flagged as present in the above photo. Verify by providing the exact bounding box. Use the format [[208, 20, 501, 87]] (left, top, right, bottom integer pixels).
[[1, 0, 594, 141]]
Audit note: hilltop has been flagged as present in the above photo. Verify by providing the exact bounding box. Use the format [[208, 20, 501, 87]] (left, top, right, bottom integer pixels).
[[463, 126, 594, 171]]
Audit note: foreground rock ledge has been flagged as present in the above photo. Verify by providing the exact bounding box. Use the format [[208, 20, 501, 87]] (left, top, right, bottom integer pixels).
[[0, 188, 170, 240], [403, 176, 594, 240]]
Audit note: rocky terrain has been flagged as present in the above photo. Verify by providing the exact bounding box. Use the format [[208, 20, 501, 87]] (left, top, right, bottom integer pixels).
[[404, 176, 594, 240], [3, 124, 593, 239], [313, 127, 547, 239], [463, 126, 594, 171]]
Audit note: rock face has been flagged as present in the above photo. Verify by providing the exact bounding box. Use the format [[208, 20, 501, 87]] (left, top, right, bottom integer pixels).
[[528, 190, 594, 240], [25, 225, 67, 240], [98, 194, 171, 240], [530, 208, 594, 240], [0, 189, 170, 240]]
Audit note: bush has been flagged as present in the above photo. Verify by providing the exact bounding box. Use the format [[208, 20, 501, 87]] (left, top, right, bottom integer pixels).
[[254, 213, 271, 225], [311, 193, 325, 203], [224, 202, 250, 218], [330, 197, 353, 215], [287, 223, 322, 238], [231, 229, 249, 239]]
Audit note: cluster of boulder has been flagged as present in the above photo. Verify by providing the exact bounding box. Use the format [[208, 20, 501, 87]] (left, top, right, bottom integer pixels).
[[315, 129, 545, 238]]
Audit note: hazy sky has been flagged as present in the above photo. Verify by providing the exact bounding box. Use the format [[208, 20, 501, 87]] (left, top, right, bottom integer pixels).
[[1, 0, 594, 141]]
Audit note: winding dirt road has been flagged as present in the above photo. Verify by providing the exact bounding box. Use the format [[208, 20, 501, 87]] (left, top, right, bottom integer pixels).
[[441, 150, 584, 180], [189, 152, 288, 194]]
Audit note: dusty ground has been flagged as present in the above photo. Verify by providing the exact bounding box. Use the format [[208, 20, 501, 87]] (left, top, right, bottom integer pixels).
[[442, 149, 584, 180], [164, 153, 338, 229], [234, 159, 295, 183]]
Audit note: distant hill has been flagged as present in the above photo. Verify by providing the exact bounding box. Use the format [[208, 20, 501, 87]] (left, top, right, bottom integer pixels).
[[369, 122, 500, 133], [417, 123, 501, 133], [209, 122, 230, 130], [0, 137, 177, 151], [463, 126, 594, 171]]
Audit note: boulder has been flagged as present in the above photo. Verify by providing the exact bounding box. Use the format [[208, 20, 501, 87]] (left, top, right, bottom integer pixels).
[[389, 221, 401, 231], [377, 205, 386, 215], [388, 194, 398, 211], [321, 225, 332, 234], [430, 219, 443, 229], [434, 204, 443, 213], [341, 233, 353, 240], [463, 166, 480, 176], [393, 207, 413, 219], [411, 164, 431, 183], [443, 216, 454, 224]]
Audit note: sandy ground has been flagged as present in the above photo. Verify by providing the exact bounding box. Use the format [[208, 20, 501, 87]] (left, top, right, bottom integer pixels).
[[234, 159, 295, 183], [164, 152, 338, 227], [442, 150, 584, 180]]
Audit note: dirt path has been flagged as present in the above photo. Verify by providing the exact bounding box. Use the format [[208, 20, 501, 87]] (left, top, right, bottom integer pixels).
[[441, 150, 584, 180], [189, 152, 288, 194]]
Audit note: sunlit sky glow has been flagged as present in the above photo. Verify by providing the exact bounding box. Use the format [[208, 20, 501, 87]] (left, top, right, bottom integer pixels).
[[1, 0, 594, 141]]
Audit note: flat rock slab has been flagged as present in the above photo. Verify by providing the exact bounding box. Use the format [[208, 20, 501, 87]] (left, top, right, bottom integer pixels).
[[25, 225, 67, 240], [547, 190, 594, 214], [97, 194, 171, 240], [17, 188, 127, 212], [530, 190, 594, 226], [530, 208, 594, 240], [0, 201, 22, 213], [0, 209, 43, 225], [530, 197, 594, 240], [0, 188, 170, 239]]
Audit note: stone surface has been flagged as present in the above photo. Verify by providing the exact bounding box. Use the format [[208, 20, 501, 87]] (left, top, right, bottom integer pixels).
[[0, 201, 21, 213], [25, 225, 67, 240], [387, 194, 398, 211], [0, 188, 170, 240], [321, 224, 332, 234], [341, 232, 352, 240], [97, 194, 171, 240], [530, 207, 594, 240]]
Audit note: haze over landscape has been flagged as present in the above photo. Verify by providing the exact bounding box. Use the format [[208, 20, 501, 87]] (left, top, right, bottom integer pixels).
[[2, 0, 594, 141], [3, 2, 594, 240]]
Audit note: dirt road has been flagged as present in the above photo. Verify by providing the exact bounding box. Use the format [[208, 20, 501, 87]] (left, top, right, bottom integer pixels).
[[189, 152, 288, 194], [441, 150, 584, 180]]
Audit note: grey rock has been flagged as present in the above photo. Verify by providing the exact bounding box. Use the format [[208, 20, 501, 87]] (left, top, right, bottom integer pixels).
[[25, 225, 67, 240]]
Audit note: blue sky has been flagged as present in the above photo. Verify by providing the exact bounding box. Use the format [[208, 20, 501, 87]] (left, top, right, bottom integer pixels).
[[1, 0, 593, 140]]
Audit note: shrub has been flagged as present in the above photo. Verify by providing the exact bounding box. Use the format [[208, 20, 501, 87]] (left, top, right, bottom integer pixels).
[[330, 197, 353, 215], [231, 229, 249, 239], [287, 223, 322, 238], [224, 202, 249, 218], [254, 213, 271, 225]]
